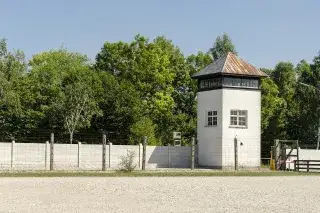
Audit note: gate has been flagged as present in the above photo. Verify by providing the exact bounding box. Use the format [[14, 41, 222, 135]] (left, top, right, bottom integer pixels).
[[273, 140, 299, 171]]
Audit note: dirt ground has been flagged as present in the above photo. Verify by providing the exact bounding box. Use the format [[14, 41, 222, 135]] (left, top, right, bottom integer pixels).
[[0, 176, 319, 213]]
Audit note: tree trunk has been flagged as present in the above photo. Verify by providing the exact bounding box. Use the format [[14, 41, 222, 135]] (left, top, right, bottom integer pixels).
[[70, 132, 73, 144]]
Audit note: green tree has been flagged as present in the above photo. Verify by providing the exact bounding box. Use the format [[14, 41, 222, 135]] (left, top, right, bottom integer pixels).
[[95, 35, 188, 144], [0, 38, 40, 138], [209, 33, 237, 60], [29, 48, 102, 143], [130, 117, 158, 145], [92, 71, 141, 139], [261, 78, 282, 133], [292, 54, 320, 145]]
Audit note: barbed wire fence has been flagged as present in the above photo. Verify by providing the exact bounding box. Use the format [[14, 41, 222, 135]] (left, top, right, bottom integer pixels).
[[0, 131, 196, 171], [3, 130, 315, 171]]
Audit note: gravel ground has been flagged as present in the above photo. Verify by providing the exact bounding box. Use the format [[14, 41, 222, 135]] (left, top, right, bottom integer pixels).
[[0, 176, 320, 213]]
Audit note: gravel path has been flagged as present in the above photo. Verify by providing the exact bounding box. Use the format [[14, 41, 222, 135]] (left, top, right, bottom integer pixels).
[[0, 176, 320, 213]]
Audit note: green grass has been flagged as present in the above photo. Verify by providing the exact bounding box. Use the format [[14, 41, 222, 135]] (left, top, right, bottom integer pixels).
[[0, 170, 319, 177]]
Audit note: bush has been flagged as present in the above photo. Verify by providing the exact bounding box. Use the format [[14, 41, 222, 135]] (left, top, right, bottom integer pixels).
[[118, 150, 137, 172]]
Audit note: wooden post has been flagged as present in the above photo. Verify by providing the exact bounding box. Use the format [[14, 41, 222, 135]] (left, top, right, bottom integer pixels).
[[50, 133, 54, 171], [234, 137, 238, 171], [307, 160, 310, 172], [191, 137, 195, 170], [142, 136, 147, 170], [11, 140, 15, 168], [294, 160, 296, 171], [102, 134, 106, 171], [296, 140, 299, 172], [77, 142, 81, 168]]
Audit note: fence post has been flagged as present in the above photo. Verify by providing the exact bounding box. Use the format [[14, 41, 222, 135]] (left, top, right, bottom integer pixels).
[[45, 141, 49, 169], [191, 137, 195, 170], [139, 143, 142, 169], [108, 141, 112, 168], [234, 137, 238, 171], [142, 136, 147, 170], [168, 144, 171, 168], [307, 160, 310, 172], [296, 140, 299, 164], [102, 134, 106, 171], [78, 142, 81, 168], [50, 133, 54, 171], [11, 140, 15, 168], [195, 139, 199, 167], [274, 139, 280, 170]]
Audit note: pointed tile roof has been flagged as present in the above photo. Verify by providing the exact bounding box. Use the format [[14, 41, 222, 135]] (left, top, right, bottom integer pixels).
[[192, 52, 267, 79]]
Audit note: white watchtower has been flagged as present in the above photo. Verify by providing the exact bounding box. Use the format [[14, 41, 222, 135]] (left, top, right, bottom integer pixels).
[[192, 52, 267, 169]]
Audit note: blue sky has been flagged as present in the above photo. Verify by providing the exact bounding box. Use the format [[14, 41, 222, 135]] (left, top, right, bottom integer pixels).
[[1, 0, 320, 68]]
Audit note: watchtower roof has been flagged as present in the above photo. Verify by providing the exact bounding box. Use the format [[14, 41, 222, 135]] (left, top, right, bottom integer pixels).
[[192, 52, 267, 79]]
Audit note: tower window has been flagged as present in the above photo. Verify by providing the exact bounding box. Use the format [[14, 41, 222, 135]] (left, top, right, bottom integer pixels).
[[199, 78, 222, 90], [206, 110, 217, 127], [223, 77, 259, 89], [230, 110, 247, 128]]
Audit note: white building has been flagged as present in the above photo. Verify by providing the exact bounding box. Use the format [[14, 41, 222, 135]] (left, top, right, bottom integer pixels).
[[192, 52, 267, 169]]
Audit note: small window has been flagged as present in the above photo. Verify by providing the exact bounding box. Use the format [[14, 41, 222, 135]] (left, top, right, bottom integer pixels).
[[199, 78, 221, 90], [206, 110, 217, 127], [230, 110, 247, 128]]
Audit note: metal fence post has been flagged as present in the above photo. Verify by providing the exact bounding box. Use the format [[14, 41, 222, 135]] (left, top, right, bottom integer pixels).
[[11, 140, 15, 168], [102, 134, 106, 171], [234, 137, 238, 171], [50, 133, 54, 171], [191, 137, 195, 170], [142, 136, 147, 170]]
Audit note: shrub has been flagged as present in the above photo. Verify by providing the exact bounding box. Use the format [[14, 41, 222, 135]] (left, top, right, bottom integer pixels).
[[118, 150, 137, 172]]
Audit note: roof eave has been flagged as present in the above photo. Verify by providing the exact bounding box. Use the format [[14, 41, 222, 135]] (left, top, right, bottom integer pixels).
[[192, 72, 268, 79]]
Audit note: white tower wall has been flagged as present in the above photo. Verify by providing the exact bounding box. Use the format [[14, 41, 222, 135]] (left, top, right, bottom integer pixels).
[[197, 88, 261, 169], [197, 89, 223, 168], [221, 89, 261, 169]]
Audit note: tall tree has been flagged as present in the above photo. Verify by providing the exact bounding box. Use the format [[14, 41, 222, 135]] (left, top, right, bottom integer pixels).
[[293, 54, 320, 145], [95, 35, 187, 144], [268, 62, 297, 140], [29, 49, 102, 143], [209, 33, 237, 60], [0, 38, 39, 138], [92, 71, 142, 140]]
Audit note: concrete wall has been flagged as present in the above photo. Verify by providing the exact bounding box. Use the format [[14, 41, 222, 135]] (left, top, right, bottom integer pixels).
[[197, 89, 223, 168], [0, 142, 191, 170], [146, 146, 191, 169], [80, 144, 103, 170], [0, 142, 14, 169]]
